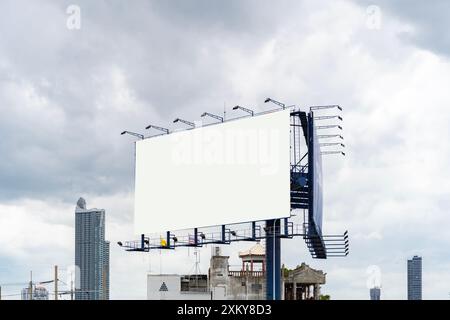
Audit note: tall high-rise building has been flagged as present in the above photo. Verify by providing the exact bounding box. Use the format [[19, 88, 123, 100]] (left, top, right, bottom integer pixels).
[[407, 255, 422, 300], [75, 197, 110, 300], [370, 287, 381, 300]]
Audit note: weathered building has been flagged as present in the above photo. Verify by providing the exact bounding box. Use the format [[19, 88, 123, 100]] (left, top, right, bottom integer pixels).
[[209, 244, 266, 300], [147, 244, 326, 300], [282, 263, 326, 300]]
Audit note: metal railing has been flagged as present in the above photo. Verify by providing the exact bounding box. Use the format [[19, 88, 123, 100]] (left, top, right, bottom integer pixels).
[[228, 271, 265, 278]]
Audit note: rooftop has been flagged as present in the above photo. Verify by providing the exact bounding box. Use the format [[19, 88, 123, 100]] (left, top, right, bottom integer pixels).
[[239, 242, 265, 257]]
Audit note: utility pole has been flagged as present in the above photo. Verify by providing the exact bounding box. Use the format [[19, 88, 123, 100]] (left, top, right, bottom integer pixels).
[[70, 272, 74, 301], [223, 101, 226, 121], [29, 270, 33, 300], [54, 265, 58, 301]]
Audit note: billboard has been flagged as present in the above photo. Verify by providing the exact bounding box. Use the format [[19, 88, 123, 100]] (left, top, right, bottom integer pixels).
[[134, 109, 291, 234], [307, 112, 323, 237]]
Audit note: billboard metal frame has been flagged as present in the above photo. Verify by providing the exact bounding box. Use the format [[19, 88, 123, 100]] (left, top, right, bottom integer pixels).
[[120, 106, 349, 300], [306, 111, 326, 258]]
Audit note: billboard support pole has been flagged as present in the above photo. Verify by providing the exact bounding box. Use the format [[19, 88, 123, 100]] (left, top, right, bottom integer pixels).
[[252, 221, 256, 239], [221, 225, 226, 243], [266, 219, 281, 300], [140, 234, 145, 250], [166, 231, 170, 248], [284, 218, 289, 236]]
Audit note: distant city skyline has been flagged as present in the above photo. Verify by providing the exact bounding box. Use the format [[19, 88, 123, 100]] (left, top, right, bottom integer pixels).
[[21, 286, 49, 300]]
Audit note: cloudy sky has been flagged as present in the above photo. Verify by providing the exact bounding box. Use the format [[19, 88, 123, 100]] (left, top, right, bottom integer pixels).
[[1, 0, 450, 300]]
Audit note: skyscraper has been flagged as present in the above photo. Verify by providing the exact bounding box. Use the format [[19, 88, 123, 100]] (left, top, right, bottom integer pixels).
[[75, 197, 110, 300], [407, 255, 422, 300], [370, 287, 381, 300]]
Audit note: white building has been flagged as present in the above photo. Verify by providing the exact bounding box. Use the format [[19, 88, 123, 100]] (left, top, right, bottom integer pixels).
[[21, 286, 49, 300], [147, 274, 216, 300]]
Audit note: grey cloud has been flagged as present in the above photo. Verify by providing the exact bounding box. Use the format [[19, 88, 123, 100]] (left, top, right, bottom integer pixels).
[[355, 0, 450, 57], [0, 0, 311, 200], [1, 0, 450, 300]]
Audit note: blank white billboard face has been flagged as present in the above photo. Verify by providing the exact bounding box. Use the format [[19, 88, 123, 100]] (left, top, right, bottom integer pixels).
[[134, 109, 291, 235]]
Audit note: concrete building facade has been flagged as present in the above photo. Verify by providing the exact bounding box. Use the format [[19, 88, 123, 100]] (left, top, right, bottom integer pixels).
[[209, 244, 266, 300], [147, 274, 225, 300], [147, 244, 326, 301], [147, 245, 265, 300], [282, 263, 325, 300]]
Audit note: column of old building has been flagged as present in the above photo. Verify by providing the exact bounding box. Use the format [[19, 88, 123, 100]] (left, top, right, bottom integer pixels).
[[293, 283, 297, 300], [314, 284, 320, 300]]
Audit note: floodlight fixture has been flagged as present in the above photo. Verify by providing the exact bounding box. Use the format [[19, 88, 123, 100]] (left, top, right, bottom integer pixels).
[[310, 105, 342, 111], [201, 112, 224, 122], [318, 134, 344, 140], [264, 98, 285, 109], [314, 115, 343, 121], [321, 151, 346, 156], [173, 118, 195, 128], [117, 241, 123, 247], [120, 131, 144, 140], [320, 142, 345, 148], [145, 124, 169, 134], [316, 125, 343, 130], [232, 105, 254, 116]]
